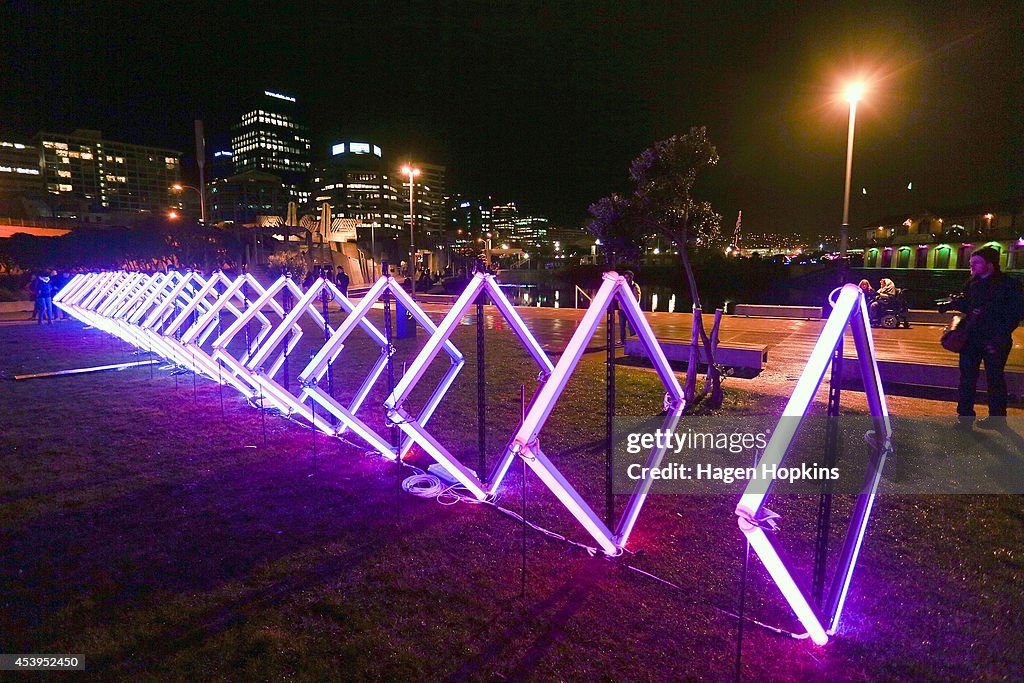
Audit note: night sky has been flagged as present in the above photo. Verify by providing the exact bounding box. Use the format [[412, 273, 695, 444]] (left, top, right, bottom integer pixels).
[[3, 1, 1021, 235]]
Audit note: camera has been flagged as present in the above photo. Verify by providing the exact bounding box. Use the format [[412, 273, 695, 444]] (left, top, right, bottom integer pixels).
[[936, 294, 965, 314]]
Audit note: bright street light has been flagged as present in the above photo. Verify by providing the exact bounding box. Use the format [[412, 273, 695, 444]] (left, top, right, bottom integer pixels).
[[171, 183, 206, 224], [839, 80, 867, 259], [401, 164, 421, 295]]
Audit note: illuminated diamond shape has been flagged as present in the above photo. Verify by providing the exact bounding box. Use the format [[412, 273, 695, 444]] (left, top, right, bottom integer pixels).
[[507, 271, 686, 556], [134, 271, 214, 367], [734, 283, 892, 646], [107, 272, 187, 350], [64, 271, 147, 340], [299, 275, 464, 459], [161, 271, 278, 397], [210, 275, 314, 413], [385, 271, 554, 494]]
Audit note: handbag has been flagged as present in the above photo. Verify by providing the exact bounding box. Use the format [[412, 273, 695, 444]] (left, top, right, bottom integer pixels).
[[940, 314, 969, 353]]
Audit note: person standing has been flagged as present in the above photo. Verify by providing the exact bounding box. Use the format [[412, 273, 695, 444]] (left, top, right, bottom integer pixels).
[[35, 271, 54, 324], [619, 270, 642, 341], [335, 266, 350, 297], [951, 246, 1024, 424]]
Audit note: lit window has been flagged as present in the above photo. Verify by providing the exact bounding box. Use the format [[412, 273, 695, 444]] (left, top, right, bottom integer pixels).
[[57, 169, 71, 178], [58, 184, 73, 191]]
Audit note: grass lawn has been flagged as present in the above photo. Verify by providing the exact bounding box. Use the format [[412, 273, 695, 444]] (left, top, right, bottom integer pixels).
[[1, 314, 1021, 681]]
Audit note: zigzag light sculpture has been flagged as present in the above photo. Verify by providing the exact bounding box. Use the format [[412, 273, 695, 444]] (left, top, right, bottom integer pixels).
[[211, 275, 315, 413], [52, 272, 92, 311], [734, 283, 892, 646], [301, 274, 464, 459], [385, 271, 557, 499], [231, 276, 358, 434], [63, 271, 137, 333], [163, 271, 277, 398], [507, 271, 686, 555], [133, 271, 211, 367], [84, 272, 154, 342]]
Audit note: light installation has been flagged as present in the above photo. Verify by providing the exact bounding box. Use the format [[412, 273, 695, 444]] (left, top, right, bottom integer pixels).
[[507, 271, 685, 555], [734, 283, 892, 645], [299, 274, 464, 459], [169, 271, 282, 397], [56, 272, 889, 647], [384, 271, 553, 496], [211, 275, 316, 409]]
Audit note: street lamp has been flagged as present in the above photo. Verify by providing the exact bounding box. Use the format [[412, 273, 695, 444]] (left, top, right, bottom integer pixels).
[[172, 183, 206, 224], [839, 81, 865, 259], [401, 164, 421, 295]]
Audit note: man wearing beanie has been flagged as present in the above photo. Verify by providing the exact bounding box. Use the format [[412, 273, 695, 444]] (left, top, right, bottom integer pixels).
[[953, 245, 1024, 424]]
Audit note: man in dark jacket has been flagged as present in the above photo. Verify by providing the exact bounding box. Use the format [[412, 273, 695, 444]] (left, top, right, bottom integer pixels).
[[954, 246, 1024, 421]]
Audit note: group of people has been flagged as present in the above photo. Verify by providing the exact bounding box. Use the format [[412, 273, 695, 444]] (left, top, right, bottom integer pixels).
[[857, 277, 898, 321], [859, 246, 1024, 424], [29, 270, 73, 324], [302, 266, 350, 297]]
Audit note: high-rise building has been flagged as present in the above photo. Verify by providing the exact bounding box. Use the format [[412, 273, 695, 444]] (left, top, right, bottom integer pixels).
[[491, 202, 518, 240], [446, 195, 492, 247], [309, 141, 402, 247], [411, 162, 446, 239], [511, 215, 549, 249], [0, 140, 43, 194], [230, 90, 311, 205], [207, 170, 290, 226], [35, 129, 181, 213]]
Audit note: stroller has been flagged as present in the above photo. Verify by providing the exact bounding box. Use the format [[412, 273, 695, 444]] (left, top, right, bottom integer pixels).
[[870, 288, 910, 328]]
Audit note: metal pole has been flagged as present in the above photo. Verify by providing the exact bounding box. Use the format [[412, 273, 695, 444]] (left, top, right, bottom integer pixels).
[[840, 100, 858, 259], [477, 290, 486, 478], [814, 338, 843, 605], [606, 301, 615, 526], [408, 173, 416, 297]]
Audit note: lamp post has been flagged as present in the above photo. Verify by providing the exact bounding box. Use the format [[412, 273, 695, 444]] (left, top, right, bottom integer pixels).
[[839, 82, 865, 260], [172, 183, 206, 224], [401, 164, 421, 295]]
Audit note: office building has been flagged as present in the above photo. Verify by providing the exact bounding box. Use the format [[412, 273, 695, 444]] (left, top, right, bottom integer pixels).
[[446, 195, 492, 247], [511, 215, 549, 250], [230, 90, 311, 205], [410, 162, 446, 239], [207, 170, 290, 226], [491, 202, 518, 239], [0, 140, 43, 194], [35, 129, 181, 213], [309, 141, 402, 245]]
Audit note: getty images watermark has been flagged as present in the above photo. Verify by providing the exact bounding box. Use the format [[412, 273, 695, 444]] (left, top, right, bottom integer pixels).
[[623, 426, 838, 488], [612, 416, 1024, 495]]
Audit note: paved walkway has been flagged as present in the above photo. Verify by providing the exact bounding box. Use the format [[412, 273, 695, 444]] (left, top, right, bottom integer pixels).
[[463, 305, 1024, 370]]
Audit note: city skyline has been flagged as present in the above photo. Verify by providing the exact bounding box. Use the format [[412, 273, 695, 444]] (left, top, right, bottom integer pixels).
[[2, 1, 1021, 235]]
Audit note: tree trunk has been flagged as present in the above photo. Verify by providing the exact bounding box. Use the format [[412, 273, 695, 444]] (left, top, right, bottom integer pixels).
[[678, 245, 721, 408]]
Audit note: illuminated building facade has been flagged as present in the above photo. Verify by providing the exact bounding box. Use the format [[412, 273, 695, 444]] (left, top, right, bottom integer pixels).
[[35, 129, 181, 213], [207, 171, 290, 225], [446, 195, 492, 247], [411, 162, 447, 240], [230, 90, 311, 204], [511, 215, 549, 249], [490, 202, 518, 238], [309, 142, 402, 243], [0, 140, 42, 194], [861, 199, 1024, 271]]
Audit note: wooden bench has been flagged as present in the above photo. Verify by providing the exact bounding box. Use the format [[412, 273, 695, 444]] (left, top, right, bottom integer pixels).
[[624, 338, 768, 372]]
